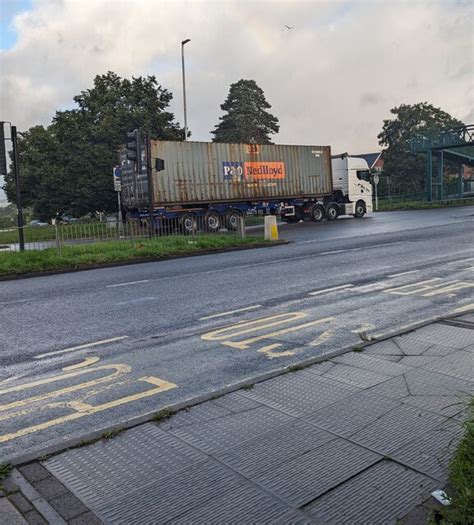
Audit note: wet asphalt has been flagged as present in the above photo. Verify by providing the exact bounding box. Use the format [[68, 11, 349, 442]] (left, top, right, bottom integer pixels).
[[1, 206, 473, 460]]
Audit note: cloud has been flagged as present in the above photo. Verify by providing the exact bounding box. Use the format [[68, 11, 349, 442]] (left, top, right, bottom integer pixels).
[[0, 0, 472, 156]]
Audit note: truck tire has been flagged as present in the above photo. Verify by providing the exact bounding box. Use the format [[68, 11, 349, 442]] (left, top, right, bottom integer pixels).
[[225, 210, 242, 231], [353, 201, 366, 218], [205, 211, 221, 233], [310, 204, 325, 222], [180, 213, 197, 234], [326, 203, 339, 221]]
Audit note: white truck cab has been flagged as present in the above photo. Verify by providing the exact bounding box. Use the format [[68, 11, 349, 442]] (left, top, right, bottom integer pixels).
[[331, 153, 373, 216]]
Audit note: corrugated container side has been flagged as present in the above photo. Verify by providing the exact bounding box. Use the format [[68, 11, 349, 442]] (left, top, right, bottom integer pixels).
[[121, 141, 333, 207]]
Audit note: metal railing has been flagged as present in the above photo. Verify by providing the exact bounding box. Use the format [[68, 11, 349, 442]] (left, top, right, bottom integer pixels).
[[0, 214, 263, 253]]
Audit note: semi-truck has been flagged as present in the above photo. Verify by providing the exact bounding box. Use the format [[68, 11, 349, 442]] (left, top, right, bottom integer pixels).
[[119, 141, 373, 233]]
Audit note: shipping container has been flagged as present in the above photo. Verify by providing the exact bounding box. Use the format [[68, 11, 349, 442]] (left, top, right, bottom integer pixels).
[[120, 141, 333, 208]]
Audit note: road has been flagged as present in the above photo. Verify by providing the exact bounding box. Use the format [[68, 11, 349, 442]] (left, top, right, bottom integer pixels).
[[1, 207, 473, 460]]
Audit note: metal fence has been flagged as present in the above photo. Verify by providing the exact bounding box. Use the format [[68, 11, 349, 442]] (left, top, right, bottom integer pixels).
[[0, 215, 254, 253]]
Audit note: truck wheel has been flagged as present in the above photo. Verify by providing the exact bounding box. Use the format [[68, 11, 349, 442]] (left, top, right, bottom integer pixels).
[[180, 213, 197, 234], [326, 203, 339, 221], [353, 201, 366, 218], [205, 211, 221, 233], [310, 204, 325, 222], [225, 210, 242, 231]]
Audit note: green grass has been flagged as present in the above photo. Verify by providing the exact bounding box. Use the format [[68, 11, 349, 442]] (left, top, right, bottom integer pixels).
[[0, 223, 111, 244], [377, 198, 474, 211], [0, 463, 12, 481], [0, 235, 269, 277], [434, 399, 474, 524], [153, 408, 175, 422]]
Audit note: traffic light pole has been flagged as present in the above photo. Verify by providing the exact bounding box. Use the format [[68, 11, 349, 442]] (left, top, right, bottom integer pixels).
[[145, 131, 154, 239], [11, 126, 25, 251]]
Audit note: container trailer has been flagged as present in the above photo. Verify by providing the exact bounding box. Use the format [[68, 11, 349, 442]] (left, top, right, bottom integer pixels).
[[119, 141, 373, 233]]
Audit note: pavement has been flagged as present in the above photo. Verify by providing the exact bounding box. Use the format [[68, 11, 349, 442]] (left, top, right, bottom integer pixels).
[[2, 314, 473, 524]]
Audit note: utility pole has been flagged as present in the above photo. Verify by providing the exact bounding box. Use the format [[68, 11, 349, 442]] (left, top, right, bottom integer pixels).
[[11, 126, 25, 251], [181, 39, 191, 141], [145, 131, 154, 238]]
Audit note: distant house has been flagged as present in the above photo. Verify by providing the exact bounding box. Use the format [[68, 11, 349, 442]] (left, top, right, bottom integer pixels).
[[352, 152, 384, 172]]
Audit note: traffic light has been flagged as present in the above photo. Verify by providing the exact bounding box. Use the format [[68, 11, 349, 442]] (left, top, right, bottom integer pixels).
[[125, 129, 141, 171], [0, 123, 7, 176]]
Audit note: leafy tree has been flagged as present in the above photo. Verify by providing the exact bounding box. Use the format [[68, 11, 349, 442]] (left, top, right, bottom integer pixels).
[[4, 72, 184, 220], [211, 79, 279, 144], [378, 102, 463, 195]]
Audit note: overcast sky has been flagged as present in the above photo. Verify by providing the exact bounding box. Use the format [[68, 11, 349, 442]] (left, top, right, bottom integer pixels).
[[0, 0, 473, 202]]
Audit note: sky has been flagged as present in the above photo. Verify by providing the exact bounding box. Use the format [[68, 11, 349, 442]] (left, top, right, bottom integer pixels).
[[0, 0, 473, 203]]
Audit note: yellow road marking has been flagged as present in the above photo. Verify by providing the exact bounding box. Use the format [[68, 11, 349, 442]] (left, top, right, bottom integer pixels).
[[0, 364, 130, 411], [309, 329, 334, 346], [219, 317, 335, 350], [351, 323, 375, 334], [451, 303, 474, 314], [201, 312, 307, 342], [0, 376, 177, 443], [63, 357, 100, 370], [422, 282, 474, 297]]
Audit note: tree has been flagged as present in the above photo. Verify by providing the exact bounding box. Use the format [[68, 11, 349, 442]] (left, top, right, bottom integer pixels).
[[4, 72, 184, 219], [211, 79, 279, 144], [378, 102, 463, 195]]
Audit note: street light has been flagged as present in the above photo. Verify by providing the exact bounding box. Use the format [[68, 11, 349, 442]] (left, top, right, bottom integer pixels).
[[181, 38, 191, 141]]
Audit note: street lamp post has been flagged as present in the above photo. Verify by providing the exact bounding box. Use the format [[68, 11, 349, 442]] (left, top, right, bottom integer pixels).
[[181, 39, 191, 141]]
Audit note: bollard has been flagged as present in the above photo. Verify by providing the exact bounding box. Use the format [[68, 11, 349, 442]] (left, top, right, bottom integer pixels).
[[264, 215, 279, 241], [237, 216, 246, 239]]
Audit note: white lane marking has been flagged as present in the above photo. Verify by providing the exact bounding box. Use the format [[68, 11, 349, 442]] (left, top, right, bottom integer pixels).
[[199, 305, 262, 320], [388, 270, 418, 278], [320, 250, 346, 255], [447, 257, 474, 266], [107, 280, 149, 288], [369, 241, 406, 248], [308, 284, 354, 296], [0, 298, 35, 306], [34, 336, 128, 359]]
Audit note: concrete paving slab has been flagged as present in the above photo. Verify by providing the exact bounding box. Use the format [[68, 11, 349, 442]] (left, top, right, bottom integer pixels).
[[305, 460, 438, 525], [397, 355, 443, 367], [95, 460, 244, 524], [241, 370, 360, 416], [401, 323, 474, 349], [0, 497, 28, 525], [169, 405, 293, 455], [363, 339, 405, 357], [391, 336, 434, 355], [316, 362, 392, 388], [350, 404, 446, 454], [45, 423, 207, 509], [255, 439, 381, 507], [332, 352, 411, 375], [303, 390, 401, 437], [215, 419, 335, 478], [157, 400, 231, 430], [391, 419, 465, 481], [166, 482, 308, 524], [211, 391, 263, 413], [368, 367, 473, 417], [424, 349, 474, 382]]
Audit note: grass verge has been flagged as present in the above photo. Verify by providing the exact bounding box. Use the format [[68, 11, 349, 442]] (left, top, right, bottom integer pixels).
[[377, 198, 474, 211], [435, 398, 473, 524], [0, 235, 270, 278]]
